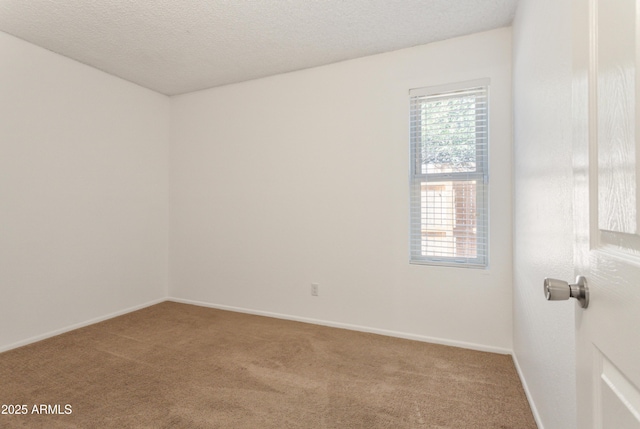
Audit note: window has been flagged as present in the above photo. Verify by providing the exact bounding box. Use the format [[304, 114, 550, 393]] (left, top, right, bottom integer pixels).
[[409, 80, 489, 268]]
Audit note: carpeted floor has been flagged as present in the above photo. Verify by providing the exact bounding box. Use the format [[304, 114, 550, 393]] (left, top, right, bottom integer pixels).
[[0, 302, 536, 428]]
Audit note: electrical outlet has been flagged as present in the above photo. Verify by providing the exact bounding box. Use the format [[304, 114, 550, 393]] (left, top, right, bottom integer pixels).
[[311, 283, 319, 296]]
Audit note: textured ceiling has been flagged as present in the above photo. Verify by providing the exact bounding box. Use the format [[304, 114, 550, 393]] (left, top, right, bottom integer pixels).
[[0, 0, 519, 95]]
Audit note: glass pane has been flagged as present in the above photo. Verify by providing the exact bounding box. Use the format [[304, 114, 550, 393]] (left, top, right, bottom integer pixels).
[[419, 180, 478, 259], [419, 95, 479, 174]]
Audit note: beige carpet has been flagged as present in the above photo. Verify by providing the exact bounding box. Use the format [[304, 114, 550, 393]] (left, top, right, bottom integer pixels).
[[0, 302, 536, 428]]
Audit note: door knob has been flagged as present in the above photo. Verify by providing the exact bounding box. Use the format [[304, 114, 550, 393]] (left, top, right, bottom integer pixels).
[[543, 276, 589, 309]]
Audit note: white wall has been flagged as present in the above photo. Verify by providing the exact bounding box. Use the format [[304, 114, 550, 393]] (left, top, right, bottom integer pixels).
[[0, 26, 514, 355], [512, 0, 577, 428], [170, 28, 513, 352], [0, 31, 170, 351]]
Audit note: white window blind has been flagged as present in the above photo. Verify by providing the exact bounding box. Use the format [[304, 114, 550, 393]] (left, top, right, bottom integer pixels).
[[409, 80, 489, 268]]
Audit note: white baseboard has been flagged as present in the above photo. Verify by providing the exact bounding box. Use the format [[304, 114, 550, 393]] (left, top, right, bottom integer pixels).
[[512, 352, 544, 429], [1, 295, 513, 358], [168, 297, 512, 355], [0, 298, 166, 354]]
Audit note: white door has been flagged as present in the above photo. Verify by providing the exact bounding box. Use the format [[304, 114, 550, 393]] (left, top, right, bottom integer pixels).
[[573, 0, 640, 427]]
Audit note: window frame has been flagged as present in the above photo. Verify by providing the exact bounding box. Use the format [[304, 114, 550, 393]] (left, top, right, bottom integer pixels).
[[409, 79, 490, 268]]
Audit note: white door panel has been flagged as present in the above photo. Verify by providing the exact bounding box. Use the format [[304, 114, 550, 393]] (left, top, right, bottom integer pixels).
[[574, 0, 640, 428], [599, 352, 640, 428]]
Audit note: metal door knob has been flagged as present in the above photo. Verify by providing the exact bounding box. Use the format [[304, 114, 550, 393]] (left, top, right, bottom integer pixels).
[[543, 276, 589, 309]]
